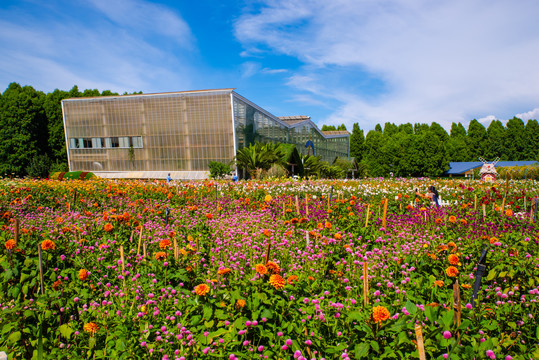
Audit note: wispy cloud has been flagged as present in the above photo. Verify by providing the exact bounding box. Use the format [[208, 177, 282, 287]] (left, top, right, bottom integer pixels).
[[235, 0, 539, 130], [516, 108, 539, 122], [0, 1, 194, 93]]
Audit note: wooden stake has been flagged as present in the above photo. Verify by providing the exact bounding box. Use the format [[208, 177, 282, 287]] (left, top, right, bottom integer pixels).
[[453, 280, 461, 326], [415, 325, 426, 360], [264, 243, 271, 264], [38, 244, 44, 295], [482, 204, 486, 220], [137, 229, 143, 256], [382, 199, 388, 228], [363, 262, 369, 306], [14, 218, 19, 245], [364, 204, 370, 228], [305, 194, 309, 217], [295, 195, 300, 215], [174, 238, 178, 260], [119, 246, 125, 272], [524, 196, 527, 211], [143, 243, 147, 259], [501, 197, 506, 215], [474, 194, 477, 211]]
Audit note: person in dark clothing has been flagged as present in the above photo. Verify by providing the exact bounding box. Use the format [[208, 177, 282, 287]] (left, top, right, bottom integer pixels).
[[416, 185, 440, 207]]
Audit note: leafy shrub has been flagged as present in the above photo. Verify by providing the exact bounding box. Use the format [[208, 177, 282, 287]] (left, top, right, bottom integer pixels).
[[208, 161, 232, 179], [25, 154, 51, 178]]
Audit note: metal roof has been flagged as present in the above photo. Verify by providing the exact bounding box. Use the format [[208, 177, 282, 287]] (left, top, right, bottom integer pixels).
[[446, 161, 538, 175]]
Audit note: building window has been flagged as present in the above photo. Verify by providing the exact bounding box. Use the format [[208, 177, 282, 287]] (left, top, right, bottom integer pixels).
[[119, 137, 130, 148], [131, 136, 143, 148], [91, 138, 103, 148], [69, 138, 78, 149], [110, 137, 120, 148]]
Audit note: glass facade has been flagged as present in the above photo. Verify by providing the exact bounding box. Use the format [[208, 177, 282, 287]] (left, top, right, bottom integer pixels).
[[62, 89, 349, 178]]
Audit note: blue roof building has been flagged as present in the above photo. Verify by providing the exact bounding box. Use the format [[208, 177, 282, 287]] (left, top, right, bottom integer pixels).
[[446, 161, 538, 176]]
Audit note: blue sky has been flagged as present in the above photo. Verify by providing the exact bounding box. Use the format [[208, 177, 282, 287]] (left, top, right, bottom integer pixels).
[[1, 0, 539, 132]]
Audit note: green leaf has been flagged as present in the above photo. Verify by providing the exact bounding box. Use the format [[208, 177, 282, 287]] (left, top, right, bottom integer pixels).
[[203, 304, 213, 320], [204, 320, 215, 328], [354, 343, 370, 358], [8, 331, 21, 344], [370, 340, 380, 352], [59, 324, 73, 340], [405, 300, 417, 315], [441, 310, 454, 328]]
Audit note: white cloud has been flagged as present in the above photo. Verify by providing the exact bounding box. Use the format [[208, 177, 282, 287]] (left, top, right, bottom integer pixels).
[[516, 108, 539, 122], [235, 0, 539, 131], [0, 1, 194, 94]]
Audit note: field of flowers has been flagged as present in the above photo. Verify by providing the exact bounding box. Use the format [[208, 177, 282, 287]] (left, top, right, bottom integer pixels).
[[1, 177, 538, 360]]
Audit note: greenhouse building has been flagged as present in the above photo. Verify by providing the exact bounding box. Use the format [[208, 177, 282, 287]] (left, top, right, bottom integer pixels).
[[61, 89, 350, 179]]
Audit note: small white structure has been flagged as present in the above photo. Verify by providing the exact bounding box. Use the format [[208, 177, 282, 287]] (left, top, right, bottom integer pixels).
[[478, 157, 499, 182]]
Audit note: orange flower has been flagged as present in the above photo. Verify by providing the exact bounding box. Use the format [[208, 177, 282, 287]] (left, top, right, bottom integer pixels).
[[372, 306, 390, 324], [460, 219, 467, 225], [447, 241, 457, 250], [308, 276, 315, 281], [52, 280, 62, 290], [194, 284, 210, 296], [435, 218, 443, 224], [448, 254, 459, 265], [55, 217, 64, 224], [462, 284, 472, 289], [79, 269, 89, 281], [159, 239, 172, 249], [505, 209, 513, 216], [217, 268, 232, 275], [325, 222, 332, 229], [266, 261, 281, 274], [445, 266, 459, 277], [84, 323, 99, 334], [427, 253, 437, 260], [433, 280, 445, 287], [317, 223, 323, 230], [334, 233, 342, 240], [299, 217, 309, 223], [489, 237, 498, 244], [41, 240, 55, 251], [5, 239, 16, 250], [168, 231, 177, 238], [437, 245, 448, 252], [255, 264, 268, 275], [264, 195, 272, 203], [263, 229, 271, 237], [269, 274, 286, 290], [290, 218, 299, 224], [154, 252, 167, 261], [448, 216, 457, 223], [103, 223, 114, 232], [287, 275, 299, 284], [84, 322, 99, 334], [205, 213, 213, 220], [236, 299, 247, 309]]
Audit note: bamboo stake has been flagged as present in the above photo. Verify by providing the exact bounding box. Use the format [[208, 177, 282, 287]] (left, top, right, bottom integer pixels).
[[363, 262, 369, 306], [13, 218, 20, 245], [453, 280, 461, 327], [382, 199, 388, 228], [482, 204, 486, 220], [474, 194, 477, 211], [119, 246, 125, 272], [364, 204, 370, 228], [415, 325, 426, 360], [174, 238, 178, 260], [305, 194, 309, 217], [143, 243, 147, 259], [501, 197, 506, 215], [295, 195, 300, 216], [137, 229, 143, 256], [264, 243, 271, 264], [38, 245, 44, 295], [524, 196, 527, 211]]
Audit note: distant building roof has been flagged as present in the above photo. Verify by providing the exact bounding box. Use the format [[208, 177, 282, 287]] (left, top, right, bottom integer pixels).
[[322, 130, 351, 135], [278, 115, 311, 125], [446, 161, 538, 175]]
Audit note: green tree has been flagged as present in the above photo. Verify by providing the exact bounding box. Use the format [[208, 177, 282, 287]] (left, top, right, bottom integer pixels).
[[429, 122, 449, 143], [398, 123, 414, 134], [485, 120, 506, 160], [383, 122, 398, 137], [503, 117, 526, 160], [524, 119, 539, 160], [349, 123, 365, 161], [321, 125, 337, 131], [446, 137, 469, 162], [336, 124, 347, 131], [450, 122, 467, 138], [0, 83, 47, 176], [208, 161, 232, 179], [466, 119, 487, 161], [235, 142, 287, 179], [43, 89, 70, 164], [363, 130, 384, 176]]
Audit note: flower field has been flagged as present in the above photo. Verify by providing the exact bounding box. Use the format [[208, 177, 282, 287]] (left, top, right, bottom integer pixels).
[[1, 177, 538, 359]]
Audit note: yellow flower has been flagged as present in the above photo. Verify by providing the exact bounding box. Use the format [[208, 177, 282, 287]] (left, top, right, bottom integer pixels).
[[78, 269, 89, 281], [269, 274, 285, 290], [84, 322, 99, 334], [264, 195, 272, 203]]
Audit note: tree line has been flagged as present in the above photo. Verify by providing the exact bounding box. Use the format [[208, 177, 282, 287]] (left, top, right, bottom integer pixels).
[[0, 82, 140, 177], [1, 82, 538, 178]]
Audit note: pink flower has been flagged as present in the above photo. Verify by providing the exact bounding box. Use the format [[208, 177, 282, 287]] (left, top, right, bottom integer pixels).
[[443, 331, 451, 339], [486, 350, 495, 359]]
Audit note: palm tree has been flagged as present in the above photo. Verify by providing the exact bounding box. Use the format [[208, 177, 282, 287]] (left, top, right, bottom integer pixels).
[[235, 142, 288, 179]]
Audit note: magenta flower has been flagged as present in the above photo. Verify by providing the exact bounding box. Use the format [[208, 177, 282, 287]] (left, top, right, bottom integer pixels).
[[443, 331, 451, 339]]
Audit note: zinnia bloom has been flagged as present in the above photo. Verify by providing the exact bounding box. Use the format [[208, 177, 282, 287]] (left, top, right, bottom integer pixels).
[[154, 252, 167, 261], [269, 274, 285, 290], [263, 229, 271, 237], [433, 280, 445, 287], [448, 254, 459, 265], [194, 284, 210, 296], [217, 268, 232, 275], [236, 299, 247, 309], [445, 266, 459, 277], [79, 269, 89, 281], [287, 275, 299, 284], [324, 222, 332, 229], [489, 237, 498, 244], [159, 239, 172, 249], [264, 195, 272, 203], [372, 306, 390, 324], [41, 240, 55, 251], [205, 213, 213, 220], [266, 261, 281, 274], [460, 219, 467, 225], [84, 322, 99, 334], [448, 216, 457, 223], [103, 223, 113, 232], [255, 264, 268, 275], [5, 239, 16, 250], [505, 209, 513, 216]]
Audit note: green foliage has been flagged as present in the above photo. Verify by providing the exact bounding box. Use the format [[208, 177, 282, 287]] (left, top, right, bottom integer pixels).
[[208, 161, 232, 179], [235, 142, 288, 179], [26, 154, 52, 178], [49, 161, 69, 173]]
